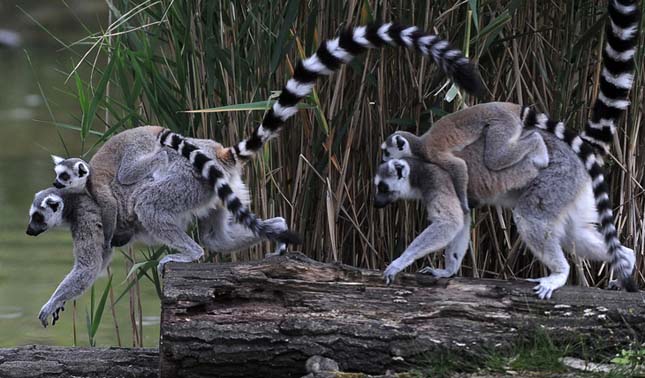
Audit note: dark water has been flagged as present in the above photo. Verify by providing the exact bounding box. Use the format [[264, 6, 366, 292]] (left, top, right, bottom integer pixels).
[[0, 1, 159, 347]]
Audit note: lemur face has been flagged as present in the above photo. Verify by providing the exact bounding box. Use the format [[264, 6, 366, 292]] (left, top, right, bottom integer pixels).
[[380, 133, 411, 162], [373, 159, 411, 208], [27, 190, 64, 236], [51, 156, 90, 193]]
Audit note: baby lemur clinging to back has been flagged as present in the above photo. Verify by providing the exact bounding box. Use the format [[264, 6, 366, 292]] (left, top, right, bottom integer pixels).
[[52, 126, 169, 254], [381, 102, 549, 212]]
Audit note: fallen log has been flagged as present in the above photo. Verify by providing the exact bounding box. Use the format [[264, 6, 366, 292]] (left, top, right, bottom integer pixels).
[[0, 345, 158, 378], [160, 253, 644, 378]]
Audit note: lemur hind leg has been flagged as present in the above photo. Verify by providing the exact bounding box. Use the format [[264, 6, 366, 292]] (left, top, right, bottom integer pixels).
[[483, 116, 549, 171], [419, 212, 471, 278], [139, 209, 205, 272], [198, 207, 289, 256], [513, 204, 570, 300], [562, 187, 636, 290], [133, 174, 207, 272]]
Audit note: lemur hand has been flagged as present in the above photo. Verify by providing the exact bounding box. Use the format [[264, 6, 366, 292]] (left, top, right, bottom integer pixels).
[[383, 258, 407, 285], [38, 299, 65, 327]]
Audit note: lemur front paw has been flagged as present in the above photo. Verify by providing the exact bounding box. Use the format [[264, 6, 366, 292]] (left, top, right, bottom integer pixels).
[[418, 266, 455, 278], [265, 243, 287, 258], [526, 274, 567, 300], [38, 300, 65, 327], [383, 259, 407, 285]]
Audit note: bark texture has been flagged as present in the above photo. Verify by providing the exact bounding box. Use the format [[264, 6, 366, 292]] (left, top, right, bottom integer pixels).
[[160, 253, 645, 378], [0, 345, 158, 378]]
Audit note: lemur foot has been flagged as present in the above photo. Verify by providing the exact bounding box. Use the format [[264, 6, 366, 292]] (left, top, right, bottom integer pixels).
[[459, 198, 470, 214], [38, 300, 65, 327], [526, 274, 567, 300], [525, 131, 550, 168], [265, 243, 287, 258], [418, 266, 455, 278]]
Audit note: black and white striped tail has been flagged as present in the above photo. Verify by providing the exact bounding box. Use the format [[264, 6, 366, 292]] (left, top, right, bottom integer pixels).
[[522, 107, 637, 291], [582, 0, 640, 154], [157, 129, 302, 246], [232, 22, 484, 161]]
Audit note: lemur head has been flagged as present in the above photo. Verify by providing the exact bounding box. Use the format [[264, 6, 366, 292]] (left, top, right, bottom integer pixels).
[[27, 189, 65, 236], [373, 159, 413, 208], [51, 155, 90, 192], [381, 131, 413, 162]]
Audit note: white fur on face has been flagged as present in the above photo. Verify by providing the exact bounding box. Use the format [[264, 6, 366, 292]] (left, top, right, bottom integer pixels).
[[31, 192, 64, 229], [382, 135, 412, 161], [54, 165, 67, 175], [375, 160, 419, 201]]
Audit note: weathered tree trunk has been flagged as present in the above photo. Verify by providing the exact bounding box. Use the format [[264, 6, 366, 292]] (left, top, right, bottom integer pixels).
[[0, 345, 158, 378], [160, 253, 644, 378]]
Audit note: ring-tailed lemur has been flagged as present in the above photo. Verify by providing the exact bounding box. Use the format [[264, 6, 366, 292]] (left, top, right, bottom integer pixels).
[[375, 129, 637, 299], [381, 102, 550, 212], [51, 127, 301, 267], [156, 22, 484, 205], [30, 138, 297, 326], [378, 0, 640, 297]]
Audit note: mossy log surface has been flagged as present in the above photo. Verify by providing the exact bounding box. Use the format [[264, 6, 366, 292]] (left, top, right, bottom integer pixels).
[[160, 253, 645, 378]]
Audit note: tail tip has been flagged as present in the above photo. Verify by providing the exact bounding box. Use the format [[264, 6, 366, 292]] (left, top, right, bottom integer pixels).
[[453, 63, 486, 98], [278, 229, 303, 246]]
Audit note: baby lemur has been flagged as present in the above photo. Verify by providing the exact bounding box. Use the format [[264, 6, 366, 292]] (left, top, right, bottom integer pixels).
[[52, 126, 169, 255], [381, 102, 549, 212]]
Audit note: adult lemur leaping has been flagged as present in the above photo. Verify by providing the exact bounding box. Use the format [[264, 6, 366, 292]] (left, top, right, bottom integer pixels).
[[376, 0, 640, 298], [30, 128, 298, 327]]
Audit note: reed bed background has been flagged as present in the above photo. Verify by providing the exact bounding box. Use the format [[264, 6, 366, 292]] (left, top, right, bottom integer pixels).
[[47, 0, 644, 332]]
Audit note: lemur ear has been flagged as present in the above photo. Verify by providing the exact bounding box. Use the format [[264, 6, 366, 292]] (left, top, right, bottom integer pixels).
[[51, 155, 65, 165], [393, 161, 409, 179], [75, 162, 89, 178], [45, 198, 60, 212], [394, 135, 407, 151]]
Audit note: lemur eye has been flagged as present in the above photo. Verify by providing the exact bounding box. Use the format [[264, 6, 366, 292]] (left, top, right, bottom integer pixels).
[[59, 172, 70, 181], [377, 182, 389, 193], [46, 200, 60, 212]]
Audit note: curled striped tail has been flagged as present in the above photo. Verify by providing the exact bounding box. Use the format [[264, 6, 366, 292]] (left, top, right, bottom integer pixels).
[[233, 22, 484, 161], [582, 0, 640, 154], [157, 129, 302, 246], [522, 107, 637, 291]]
